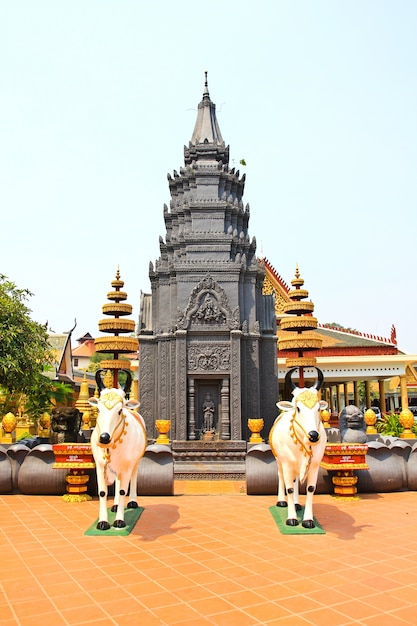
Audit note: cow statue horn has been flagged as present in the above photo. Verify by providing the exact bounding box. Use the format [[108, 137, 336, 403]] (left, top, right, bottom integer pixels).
[[95, 369, 106, 392], [285, 367, 324, 391], [121, 369, 132, 398]]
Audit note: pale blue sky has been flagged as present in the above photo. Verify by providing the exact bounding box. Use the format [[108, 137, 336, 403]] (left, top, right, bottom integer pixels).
[[2, 1, 417, 352]]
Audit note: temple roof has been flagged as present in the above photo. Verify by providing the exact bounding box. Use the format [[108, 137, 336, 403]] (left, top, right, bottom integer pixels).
[[190, 72, 224, 146], [263, 257, 399, 354]]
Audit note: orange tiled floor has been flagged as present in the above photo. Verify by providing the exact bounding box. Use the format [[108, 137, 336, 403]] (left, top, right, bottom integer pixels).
[[1, 484, 417, 625]]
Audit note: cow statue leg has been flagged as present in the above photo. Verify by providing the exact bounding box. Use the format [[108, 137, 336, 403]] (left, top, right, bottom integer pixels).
[[127, 460, 140, 509], [113, 475, 130, 528], [96, 464, 111, 531], [276, 463, 302, 513], [281, 468, 300, 526], [301, 464, 320, 529], [276, 461, 287, 508], [111, 477, 121, 513]]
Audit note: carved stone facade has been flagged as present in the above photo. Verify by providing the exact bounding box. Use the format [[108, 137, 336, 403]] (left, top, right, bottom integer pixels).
[[138, 77, 278, 459]]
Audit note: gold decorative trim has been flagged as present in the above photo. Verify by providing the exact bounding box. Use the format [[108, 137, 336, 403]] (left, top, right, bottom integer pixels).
[[287, 289, 309, 300], [280, 317, 318, 331], [285, 357, 317, 367], [100, 359, 131, 370], [106, 290, 127, 301], [95, 336, 139, 352], [278, 337, 323, 351], [98, 319, 136, 332], [102, 303, 133, 315], [53, 462, 96, 469], [283, 301, 315, 314]]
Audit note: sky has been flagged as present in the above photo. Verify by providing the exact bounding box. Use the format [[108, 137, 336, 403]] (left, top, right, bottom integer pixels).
[[1, 1, 417, 354]]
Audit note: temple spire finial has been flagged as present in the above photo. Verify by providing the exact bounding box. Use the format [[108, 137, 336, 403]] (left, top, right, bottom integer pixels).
[[190, 71, 224, 147], [203, 70, 209, 99]]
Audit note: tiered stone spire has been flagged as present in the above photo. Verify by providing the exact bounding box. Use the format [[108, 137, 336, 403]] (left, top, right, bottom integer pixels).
[[138, 74, 278, 443], [278, 264, 322, 371], [94, 269, 138, 387]]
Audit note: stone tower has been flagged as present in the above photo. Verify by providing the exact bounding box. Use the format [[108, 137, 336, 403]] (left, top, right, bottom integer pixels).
[[138, 75, 277, 469]]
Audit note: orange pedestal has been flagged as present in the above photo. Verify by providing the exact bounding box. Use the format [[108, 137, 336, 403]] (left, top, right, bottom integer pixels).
[[53, 443, 95, 502], [321, 443, 368, 499]]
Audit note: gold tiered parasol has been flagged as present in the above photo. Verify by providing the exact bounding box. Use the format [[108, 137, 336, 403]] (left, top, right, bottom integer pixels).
[[94, 268, 138, 388], [278, 264, 322, 385]]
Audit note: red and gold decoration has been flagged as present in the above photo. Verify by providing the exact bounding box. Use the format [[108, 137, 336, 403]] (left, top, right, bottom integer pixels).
[[53, 443, 95, 502], [321, 443, 368, 498]]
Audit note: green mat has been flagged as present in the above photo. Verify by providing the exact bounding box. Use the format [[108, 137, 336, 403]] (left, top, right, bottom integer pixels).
[[85, 506, 144, 536], [269, 505, 325, 535]]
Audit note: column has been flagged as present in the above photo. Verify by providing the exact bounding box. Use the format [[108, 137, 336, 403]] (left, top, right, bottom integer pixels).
[[329, 385, 335, 413], [400, 375, 408, 409], [188, 378, 196, 440], [230, 330, 242, 440], [344, 382, 349, 407], [175, 330, 188, 440], [353, 381, 360, 407], [220, 378, 230, 440], [336, 384, 341, 413], [365, 381, 371, 409], [378, 379, 386, 414]]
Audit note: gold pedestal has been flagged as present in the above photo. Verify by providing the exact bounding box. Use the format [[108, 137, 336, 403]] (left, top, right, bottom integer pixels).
[[63, 469, 92, 502], [155, 419, 171, 445], [248, 419, 264, 443], [0, 432, 15, 444], [331, 470, 359, 497]]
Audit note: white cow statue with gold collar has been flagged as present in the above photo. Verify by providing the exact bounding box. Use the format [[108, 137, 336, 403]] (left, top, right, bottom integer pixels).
[[89, 369, 147, 531], [269, 367, 327, 529]]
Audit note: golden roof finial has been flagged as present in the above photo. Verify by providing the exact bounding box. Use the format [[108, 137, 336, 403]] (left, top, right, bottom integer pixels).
[[104, 370, 113, 389]]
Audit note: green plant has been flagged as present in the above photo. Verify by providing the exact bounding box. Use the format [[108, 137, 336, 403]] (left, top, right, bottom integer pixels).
[[377, 412, 404, 437]]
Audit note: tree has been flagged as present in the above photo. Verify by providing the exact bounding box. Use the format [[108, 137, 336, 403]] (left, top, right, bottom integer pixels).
[[0, 274, 73, 418]]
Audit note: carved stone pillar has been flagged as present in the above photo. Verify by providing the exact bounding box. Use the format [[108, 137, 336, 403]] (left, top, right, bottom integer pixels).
[[230, 330, 242, 440], [188, 378, 196, 440], [175, 330, 187, 440], [220, 378, 230, 440]]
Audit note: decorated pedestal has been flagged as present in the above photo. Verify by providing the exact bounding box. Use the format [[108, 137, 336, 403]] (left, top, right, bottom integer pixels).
[[320, 443, 368, 499], [53, 443, 95, 502]]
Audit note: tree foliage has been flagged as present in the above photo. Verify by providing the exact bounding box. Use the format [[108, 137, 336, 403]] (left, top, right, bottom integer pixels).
[[0, 274, 53, 393], [0, 275, 73, 418]]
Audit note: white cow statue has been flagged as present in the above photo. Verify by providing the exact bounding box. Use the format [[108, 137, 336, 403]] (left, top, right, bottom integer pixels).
[[89, 369, 147, 531], [269, 367, 327, 528]]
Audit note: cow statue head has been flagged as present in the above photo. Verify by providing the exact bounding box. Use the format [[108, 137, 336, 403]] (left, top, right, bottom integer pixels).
[[88, 369, 140, 448], [277, 367, 328, 444]]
